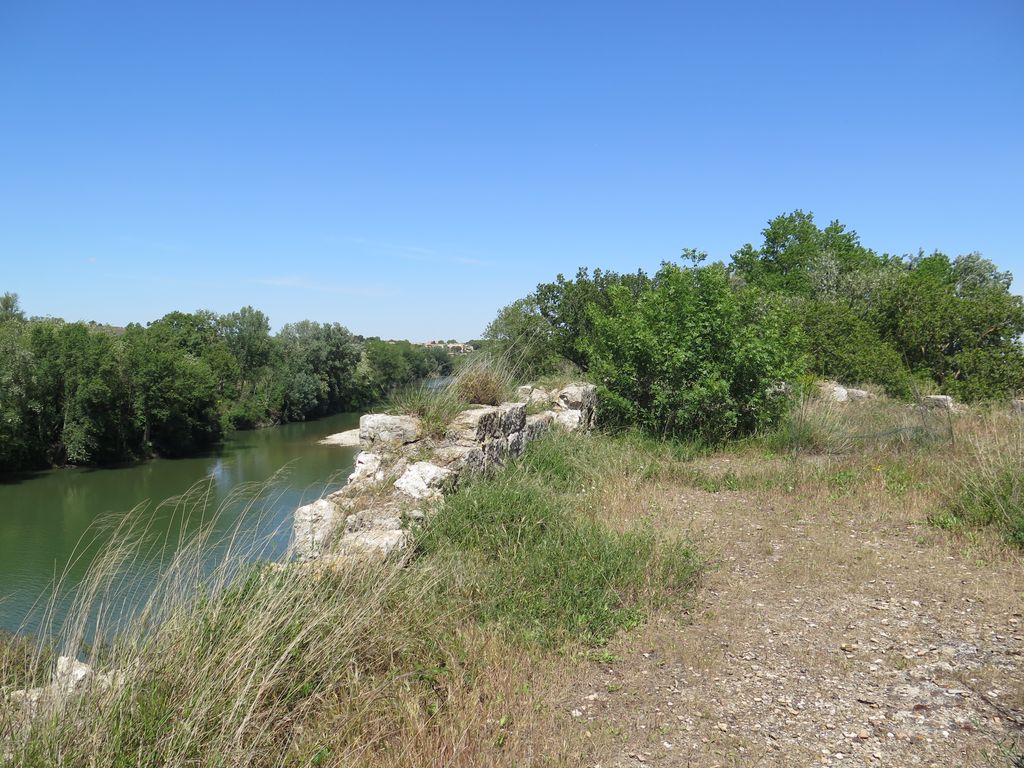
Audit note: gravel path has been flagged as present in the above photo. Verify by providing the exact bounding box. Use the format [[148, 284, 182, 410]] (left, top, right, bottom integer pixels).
[[567, 473, 1024, 767]]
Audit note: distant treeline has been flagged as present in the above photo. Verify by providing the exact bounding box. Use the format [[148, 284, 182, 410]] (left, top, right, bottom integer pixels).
[[486, 211, 1024, 441], [0, 296, 452, 471]]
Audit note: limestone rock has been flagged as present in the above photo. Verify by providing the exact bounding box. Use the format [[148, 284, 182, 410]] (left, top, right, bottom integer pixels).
[[336, 529, 409, 558], [344, 510, 402, 533], [318, 428, 361, 446], [508, 430, 526, 457], [923, 395, 955, 411], [54, 656, 93, 695], [359, 414, 421, 449], [553, 409, 584, 431], [433, 444, 486, 474], [525, 412, 553, 441], [846, 388, 871, 401], [8, 685, 50, 709], [347, 451, 384, 485], [484, 437, 509, 467], [556, 384, 597, 427], [446, 406, 501, 443], [516, 385, 553, 405], [498, 402, 527, 436], [556, 384, 597, 412], [1011, 399, 1024, 414], [821, 381, 849, 402], [293, 498, 340, 560], [394, 462, 453, 500]]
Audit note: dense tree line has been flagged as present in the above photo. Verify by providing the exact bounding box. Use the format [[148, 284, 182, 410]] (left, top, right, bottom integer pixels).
[[486, 211, 1024, 440], [0, 297, 451, 471]]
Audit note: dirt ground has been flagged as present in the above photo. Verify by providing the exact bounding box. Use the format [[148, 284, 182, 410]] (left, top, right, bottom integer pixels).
[[561, 453, 1024, 767]]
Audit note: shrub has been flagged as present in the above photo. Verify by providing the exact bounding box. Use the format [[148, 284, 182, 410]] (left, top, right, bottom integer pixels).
[[582, 262, 804, 442]]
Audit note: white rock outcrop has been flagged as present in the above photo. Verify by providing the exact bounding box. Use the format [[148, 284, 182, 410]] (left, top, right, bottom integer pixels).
[[359, 414, 422, 449], [8, 656, 123, 712], [516, 385, 553, 404], [394, 462, 453, 500], [821, 382, 849, 402], [446, 406, 502, 444], [347, 451, 384, 485], [54, 656, 93, 695], [553, 409, 584, 431], [293, 383, 598, 566], [319, 428, 361, 446], [336, 529, 409, 558], [293, 499, 340, 560]]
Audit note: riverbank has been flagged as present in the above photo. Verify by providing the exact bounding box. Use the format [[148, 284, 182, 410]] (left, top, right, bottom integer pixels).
[[4, 396, 1023, 766], [1, 429, 698, 766], [0, 411, 362, 636]]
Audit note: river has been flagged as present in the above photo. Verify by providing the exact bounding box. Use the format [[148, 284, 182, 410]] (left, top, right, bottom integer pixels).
[[0, 412, 361, 637]]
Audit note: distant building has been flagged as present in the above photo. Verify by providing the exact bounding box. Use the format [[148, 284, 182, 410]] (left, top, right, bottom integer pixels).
[[418, 340, 476, 355]]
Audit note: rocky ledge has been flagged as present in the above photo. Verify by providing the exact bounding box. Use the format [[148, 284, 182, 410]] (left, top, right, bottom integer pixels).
[[292, 384, 598, 564]]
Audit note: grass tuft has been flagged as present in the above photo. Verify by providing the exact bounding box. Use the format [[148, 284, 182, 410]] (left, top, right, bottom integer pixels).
[[936, 418, 1024, 547]]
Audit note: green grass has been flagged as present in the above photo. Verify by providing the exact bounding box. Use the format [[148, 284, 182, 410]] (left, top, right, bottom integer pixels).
[[414, 431, 699, 648], [386, 380, 468, 437], [927, 417, 1024, 548]]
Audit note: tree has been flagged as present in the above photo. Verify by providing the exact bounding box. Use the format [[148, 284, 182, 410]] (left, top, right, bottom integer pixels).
[[731, 210, 881, 298], [0, 292, 24, 323], [484, 297, 562, 379], [534, 267, 651, 369]]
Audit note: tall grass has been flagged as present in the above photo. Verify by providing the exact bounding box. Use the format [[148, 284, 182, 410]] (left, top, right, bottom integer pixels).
[[935, 415, 1024, 547], [452, 354, 517, 406], [2, 431, 697, 766], [763, 393, 953, 455], [386, 353, 520, 435], [387, 381, 468, 437]]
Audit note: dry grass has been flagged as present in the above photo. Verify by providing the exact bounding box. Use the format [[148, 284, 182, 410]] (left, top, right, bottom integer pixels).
[[453, 355, 517, 406], [1, 432, 696, 768], [549, 398, 1024, 767]]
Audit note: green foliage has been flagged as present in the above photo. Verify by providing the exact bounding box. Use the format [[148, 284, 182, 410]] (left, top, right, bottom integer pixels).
[[938, 425, 1024, 547], [581, 262, 803, 442], [797, 299, 913, 397], [533, 267, 652, 370], [731, 210, 882, 298], [415, 432, 698, 647], [355, 339, 451, 405], [483, 298, 569, 379], [0, 301, 440, 472], [734, 212, 1024, 400]]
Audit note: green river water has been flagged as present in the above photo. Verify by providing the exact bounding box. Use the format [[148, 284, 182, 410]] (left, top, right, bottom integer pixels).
[[0, 412, 361, 637]]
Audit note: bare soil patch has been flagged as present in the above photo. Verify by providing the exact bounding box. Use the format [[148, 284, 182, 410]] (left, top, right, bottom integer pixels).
[[562, 452, 1024, 767]]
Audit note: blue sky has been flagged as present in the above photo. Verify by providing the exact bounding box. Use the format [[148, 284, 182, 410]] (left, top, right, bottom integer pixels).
[[1, 1, 1022, 340]]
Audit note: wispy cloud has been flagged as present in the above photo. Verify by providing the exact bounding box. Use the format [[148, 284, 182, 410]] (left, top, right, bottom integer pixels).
[[326, 235, 494, 268], [249, 276, 398, 298]]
